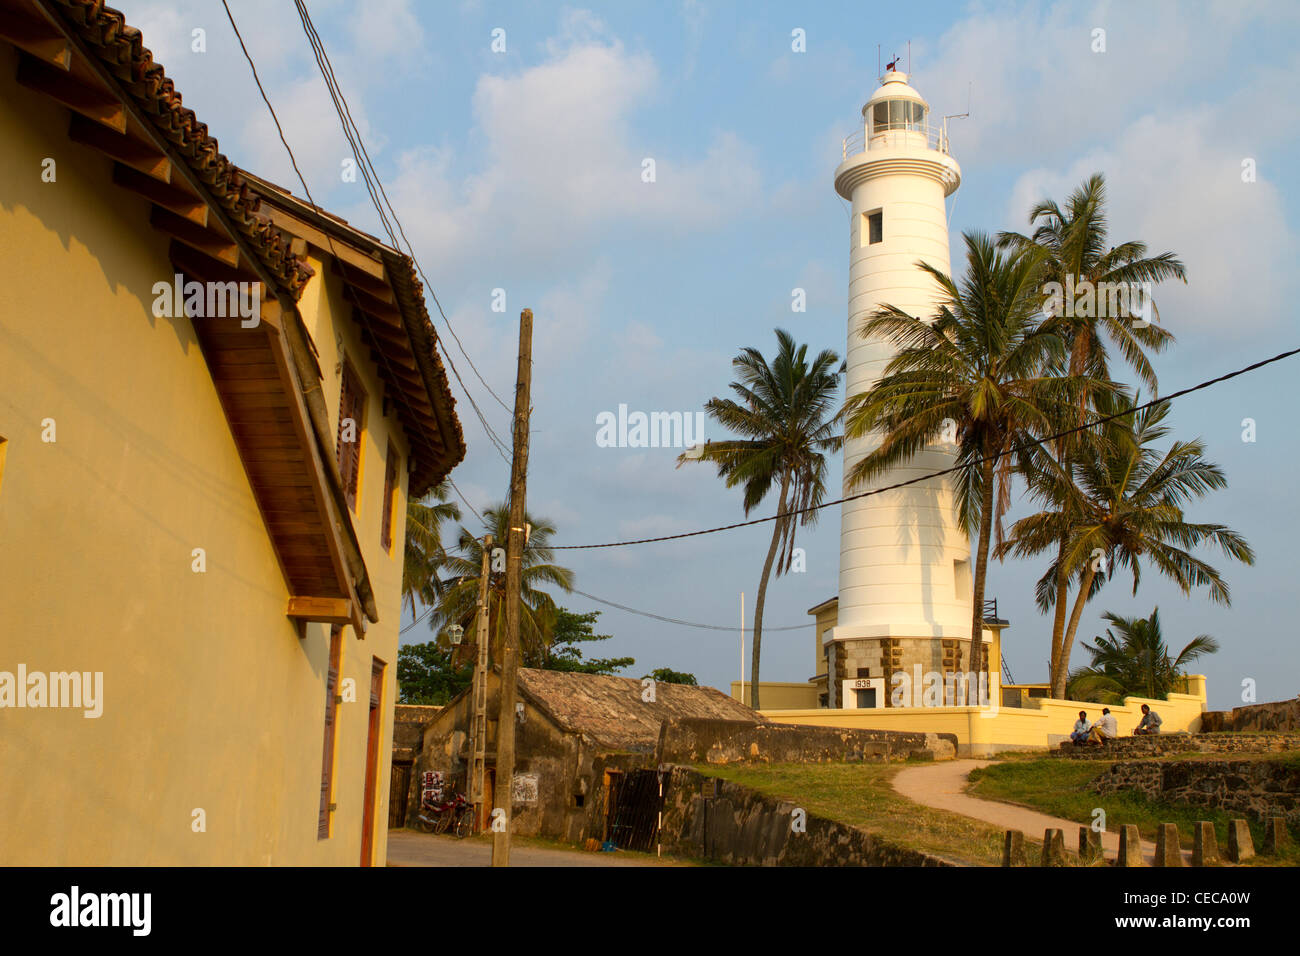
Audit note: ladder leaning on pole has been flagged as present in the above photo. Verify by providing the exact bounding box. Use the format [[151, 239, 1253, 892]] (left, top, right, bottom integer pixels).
[[467, 534, 493, 832]]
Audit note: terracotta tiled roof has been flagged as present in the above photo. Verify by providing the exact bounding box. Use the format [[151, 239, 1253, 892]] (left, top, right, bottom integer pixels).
[[517, 669, 762, 753], [50, 0, 312, 296]]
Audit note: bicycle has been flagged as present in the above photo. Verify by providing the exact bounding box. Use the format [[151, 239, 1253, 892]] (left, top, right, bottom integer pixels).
[[415, 791, 473, 838]]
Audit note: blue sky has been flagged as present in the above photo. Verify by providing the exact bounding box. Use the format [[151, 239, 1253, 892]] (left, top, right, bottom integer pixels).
[[128, 1, 1300, 709]]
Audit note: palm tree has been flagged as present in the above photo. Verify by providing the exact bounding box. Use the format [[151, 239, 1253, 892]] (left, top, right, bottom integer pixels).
[[1004, 392, 1253, 696], [997, 174, 1187, 693], [429, 504, 575, 662], [678, 329, 841, 709], [1067, 607, 1219, 703], [996, 172, 1184, 394], [402, 481, 461, 617], [843, 232, 1105, 694]]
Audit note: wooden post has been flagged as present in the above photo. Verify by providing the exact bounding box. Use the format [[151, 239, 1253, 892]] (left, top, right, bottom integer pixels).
[[492, 309, 533, 868], [467, 533, 493, 833]]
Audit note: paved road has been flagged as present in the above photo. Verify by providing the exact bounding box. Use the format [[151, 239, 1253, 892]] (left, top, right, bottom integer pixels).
[[387, 830, 689, 867], [892, 759, 1192, 866]]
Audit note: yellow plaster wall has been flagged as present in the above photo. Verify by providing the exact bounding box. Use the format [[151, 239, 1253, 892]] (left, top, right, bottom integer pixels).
[[0, 49, 405, 865], [729, 681, 820, 710], [760, 681, 1207, 756]]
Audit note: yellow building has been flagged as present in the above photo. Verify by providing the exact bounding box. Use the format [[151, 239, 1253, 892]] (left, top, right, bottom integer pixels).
[[0, 0, 464, 864]]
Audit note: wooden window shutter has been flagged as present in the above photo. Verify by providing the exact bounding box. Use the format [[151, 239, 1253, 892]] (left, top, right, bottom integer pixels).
[[380, 442, 398, 552], [318, 625, 344, 838], [337, 361, 365, 512]]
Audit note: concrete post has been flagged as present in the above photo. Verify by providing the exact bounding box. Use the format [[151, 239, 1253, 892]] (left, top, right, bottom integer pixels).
[[1227, 819, 1254, 862], [1191, 822, 1220, 866], [1041, 828, 1066, 866], [1002, 829, 1027, 867], [1078, 826, 1103, 864], [1117, 825, 1143, 867], [1154, 823, 1182, 867], [1262, 817, 1288, 855]]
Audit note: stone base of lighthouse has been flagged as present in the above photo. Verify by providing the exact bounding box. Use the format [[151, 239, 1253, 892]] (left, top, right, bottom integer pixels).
[[818, 615, 1004, 710]]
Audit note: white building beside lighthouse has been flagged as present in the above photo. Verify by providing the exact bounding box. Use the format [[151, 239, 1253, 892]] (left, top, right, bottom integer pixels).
[[819, 69, 1005, 709]]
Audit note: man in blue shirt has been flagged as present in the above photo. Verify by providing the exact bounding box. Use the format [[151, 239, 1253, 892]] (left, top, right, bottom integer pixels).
[[1070, 710, 1092, 744]]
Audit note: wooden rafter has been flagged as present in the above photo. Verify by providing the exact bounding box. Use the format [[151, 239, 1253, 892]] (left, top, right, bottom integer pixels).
[[0, 3, 69, 69], [15, 50, 122, 131]]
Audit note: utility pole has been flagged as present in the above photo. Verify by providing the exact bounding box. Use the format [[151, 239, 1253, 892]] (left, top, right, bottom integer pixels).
[[467, 533, 492, 833], [492, 308, 533, 868]]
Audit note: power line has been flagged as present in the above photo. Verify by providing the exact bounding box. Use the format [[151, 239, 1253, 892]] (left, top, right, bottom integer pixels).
[[447, 478, 484, 525], [568, 587, 806, 632], [290, 0, 516, 434], [400, 585, 808, 637], [550, 344, 1300, 549], [221, 0, 511, 471]]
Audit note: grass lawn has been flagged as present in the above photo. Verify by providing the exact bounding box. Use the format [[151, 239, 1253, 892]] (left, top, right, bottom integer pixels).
[[967, 758, 1300, 866], [697, 760, 1007, 866]]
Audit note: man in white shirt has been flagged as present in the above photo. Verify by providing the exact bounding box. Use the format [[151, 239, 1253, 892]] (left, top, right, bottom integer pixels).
[[1088, 708, 1118, 743]]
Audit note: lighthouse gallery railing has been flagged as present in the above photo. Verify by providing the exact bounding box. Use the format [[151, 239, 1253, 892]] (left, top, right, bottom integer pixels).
[[841, 121, 951, 160]]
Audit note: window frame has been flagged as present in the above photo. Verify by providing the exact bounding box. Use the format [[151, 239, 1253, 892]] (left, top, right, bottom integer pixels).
[[337, 357, 367, 514], [380, 440, 400, 555]]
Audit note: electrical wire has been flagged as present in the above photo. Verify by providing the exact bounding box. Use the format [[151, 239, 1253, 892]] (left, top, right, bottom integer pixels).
[[401, 585, 807, 637], [225, 0, 513, 466], [550, 345, 1300, 549], [568, 587, 806, 632], [290, 0, 516, 428]]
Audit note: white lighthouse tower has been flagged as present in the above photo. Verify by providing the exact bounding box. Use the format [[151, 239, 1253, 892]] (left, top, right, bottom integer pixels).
[[826, 69, 991, 708]]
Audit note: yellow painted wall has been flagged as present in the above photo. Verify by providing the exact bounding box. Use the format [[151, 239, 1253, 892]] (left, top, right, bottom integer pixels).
[[0, 48, 405, 865], [760, 681, 1207, 756], [729, 681, 819, 709]]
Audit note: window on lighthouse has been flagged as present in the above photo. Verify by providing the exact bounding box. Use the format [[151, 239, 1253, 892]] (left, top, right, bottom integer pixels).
[[873, 100, 927, 132], [865, 210, 883, 245]]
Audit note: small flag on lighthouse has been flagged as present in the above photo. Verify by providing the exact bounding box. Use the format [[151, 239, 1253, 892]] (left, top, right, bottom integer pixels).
[[886, 57, 898, 71]]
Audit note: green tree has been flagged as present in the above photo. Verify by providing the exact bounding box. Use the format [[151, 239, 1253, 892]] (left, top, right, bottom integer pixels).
[[644, 668, 698, 686], [844, 232, 1095, 692], [996, 174, 1186, 694], [678, 329, 841, 709], [525, 608, 634, 675], [402, 481, 461, 617], [1067, 607, 1219, 703], [1002, 393, 1253, 695], [397, 640, 473, 704], [429, 504, 575, 662]]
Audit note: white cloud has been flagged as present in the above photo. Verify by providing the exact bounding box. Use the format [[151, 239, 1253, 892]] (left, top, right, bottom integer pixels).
[[371, 17, 761, 278]]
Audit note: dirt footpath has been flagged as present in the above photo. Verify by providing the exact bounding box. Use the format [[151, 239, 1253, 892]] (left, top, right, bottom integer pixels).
[[892, 759, 1192, 865]]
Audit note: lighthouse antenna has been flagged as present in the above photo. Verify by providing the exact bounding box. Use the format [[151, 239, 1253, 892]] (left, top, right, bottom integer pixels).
[[908, 40, 911, 75], [877, 43, 880, 76]]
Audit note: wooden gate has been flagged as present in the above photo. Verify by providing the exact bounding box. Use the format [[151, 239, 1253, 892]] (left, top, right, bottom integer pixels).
[[605, 769, 665, 852], [389, 761, 411, 828]]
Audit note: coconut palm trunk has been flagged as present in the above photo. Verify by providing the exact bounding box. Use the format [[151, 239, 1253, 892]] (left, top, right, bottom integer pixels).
[[749, 474, 790, 710], [1056, 562, 1097, 698], [1047, 533, 1071, 694], [967, 448, 996, 700]]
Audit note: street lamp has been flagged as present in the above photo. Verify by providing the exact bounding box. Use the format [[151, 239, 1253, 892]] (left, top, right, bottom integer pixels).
[[447, 624, 464, 647]]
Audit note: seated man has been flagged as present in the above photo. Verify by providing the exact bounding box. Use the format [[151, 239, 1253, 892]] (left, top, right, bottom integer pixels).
[[1133, 704, 1163, 735], [1088, 707, 1117, 743], [1070, 710, 1092, 744]]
